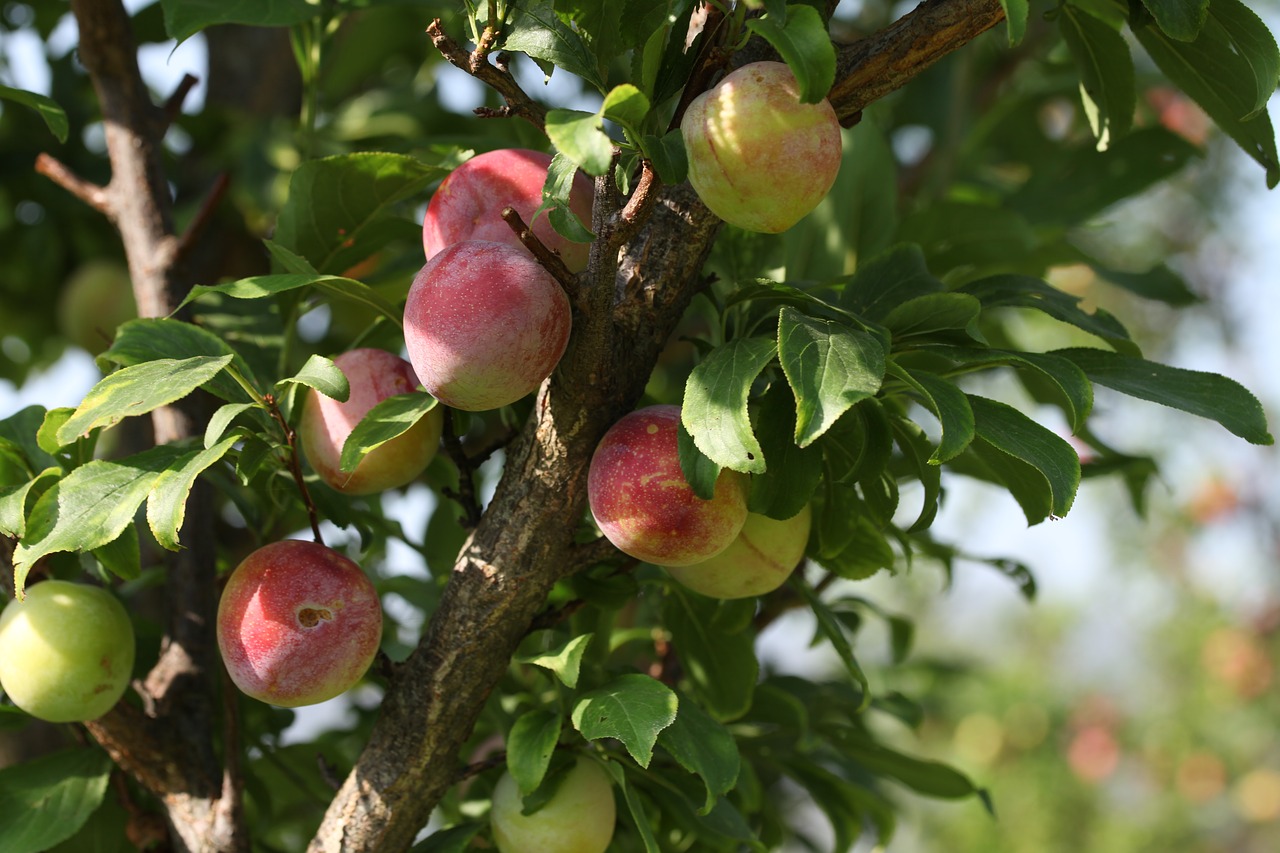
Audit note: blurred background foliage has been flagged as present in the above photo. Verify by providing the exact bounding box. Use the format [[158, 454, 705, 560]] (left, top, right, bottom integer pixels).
[[1, 0, 1277, 850]]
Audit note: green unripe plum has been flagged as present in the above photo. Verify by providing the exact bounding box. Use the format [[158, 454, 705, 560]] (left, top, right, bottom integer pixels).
[[681, 61, 842, 233], [298, 348, 444, 495], [217, 540, 383, 707], [490, 757, 617, 853], [666, 504, 812, 599], [0, 581, 136, 722], [588, 405, 748, 567], [57, 260, 137, 355]]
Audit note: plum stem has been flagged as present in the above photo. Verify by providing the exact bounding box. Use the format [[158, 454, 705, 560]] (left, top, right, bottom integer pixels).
[[265, 397, 326, 545]]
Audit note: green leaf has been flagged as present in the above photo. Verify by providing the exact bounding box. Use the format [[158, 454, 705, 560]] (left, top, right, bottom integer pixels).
[[895, 202, 1037, 278], [100, 318, 260, 403], [276, 353, 349, 401], [1139, 0, 1208, 41], [641, 129, 688, 185], [11, 446, 185, 596], [1088, 261, 1200, 306], [0, 468, 59, 540], [146, 436, 239, 551], [507, 710, 564, 796], [545, 109, 615, 177], [601, 83, 651, 132], [818, 399, 894, 486], [833, 734, 987, 801], [960, 274, 1136, 354], [677, 418, 722, 501], [571, 674, 678, 767], [1000, 0, 1029, 45], [663, 587, 758, 722], [782, 758, 865, 852], [37, 408, 76, 457], [338, 391, 438, 474], [812, 487, 895, 580], [1211, 0, 1280, 119], [263, 239, 319, 275], [538, 152, 596, 245], [890, 417, 942, 532], [839, 243, 943, 320], [682, 337, 777, 474], [748, 382, 823, 520], [657, 692, 741, 814], [744, 5, 837, 104], [181, 273, 402, 327], [518, 632, 594, 689], [1056, 348, 1274, 445], [887, 364, 975, 463], [160, 0, 317, 41], [272, 152, 443, 274], [882, 293, 985, 343], [969, 395, 1082, 523], [56, 356, 234, 445], [0, 85, 68, 142], [503, 1, 608, 92], [1134, 7, 1280, 186], [1060, 4, 1135, 150], [794, 579, 870, 708], [91, 525, 140, 581], [0, 748, 113, 853], [0, 407, 60, 474], [205, 402, 258, 449], [601, 761, 661, 853], [778, 307, 887, 447]]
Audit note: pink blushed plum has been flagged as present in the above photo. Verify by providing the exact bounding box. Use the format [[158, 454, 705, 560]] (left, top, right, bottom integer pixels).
[[216, 540, 383, 707], [666, 504, 812, 599], [681, 61, 842, 233], [298, 348, 443, 495], [403, 240, 571, 412], [423, 148, 594, 272], [588, 405, 748, 567]]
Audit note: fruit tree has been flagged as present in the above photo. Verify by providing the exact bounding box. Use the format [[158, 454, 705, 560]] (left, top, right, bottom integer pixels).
[[0, 0, 1275, 851]]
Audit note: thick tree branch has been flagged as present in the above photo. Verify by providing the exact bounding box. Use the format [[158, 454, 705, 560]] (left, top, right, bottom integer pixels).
[[828, 0, 1007, 121]]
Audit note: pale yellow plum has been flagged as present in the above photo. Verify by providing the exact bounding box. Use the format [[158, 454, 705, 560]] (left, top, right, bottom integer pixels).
[[57, 260, 137, 354], [681, 61, 842, 233], [216, 540, 382, 707], [423, 148, 594, 272], [588, 405, 747, 567], [490, 757, 616, 853], [404, 241, 571, 412], [666, 505, 812, 599], [0, 581, 135, 722], [299, 348, 443, 495]]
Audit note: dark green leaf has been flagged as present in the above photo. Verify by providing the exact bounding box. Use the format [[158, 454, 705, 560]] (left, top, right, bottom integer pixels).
[[782, 758, 864, 852], [663, 587, 758, 722], [657, 692, 741, 814], [180, 274, 402, 327], [969, 395, 1082, 523], [794, 579, 870, 706], [407, 824, 483, 853], [56, 356, 234, 445], [641, 129, 689, 185], [960, 274, 1136, 354], [545, 109, 615, 176], [1211, 0, 1280, 119], [818, 399, 894, 486], [744, 5, 837, 103], [748, 382, 824, 520], [835, 733, 988, 802], [1057, 348, 1273, 444], [507, 710, 564, 796], [677, 418, 723, 501], [1139, 0, 1208, 41], [1088, 261, 1200, 305], [887, 364, 975, 463], [882, 293, 985, 343], [839, 243, 943, 320], [682, 337, 777, 474], [1000, 0, 1029, 45], [146, 436, 239, 551], [91, 525, 140, 581], [571, 674, 678, 767], [1060, 4, 1135, 149], [601, 761, 662, 853], [895, 202, 1036, 278], [889, 417, 942, 532], [99, 318, 260, 404], [160, 0, 316, 41], [503, 1, 609, 91], [0, 84, 68, 142], [0, 748, 113, 853], [778, 307, 887, 447]]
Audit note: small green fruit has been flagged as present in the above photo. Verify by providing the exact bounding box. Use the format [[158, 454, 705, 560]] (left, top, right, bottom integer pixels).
[[57, 260, 137, 355], [490, 757, 617, 853], [0, 581, 135, 722], [667, 505, 812, 599]]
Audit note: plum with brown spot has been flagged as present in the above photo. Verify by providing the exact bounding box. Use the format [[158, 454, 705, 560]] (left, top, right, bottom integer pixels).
[[681, 61, 842, 233], [298, 348, 443, 495], [423, 148, 594, 272], [667, 504, 812, 599], [404, 240, 571, 412], [216, 540, 382, 707], [588, 405, 748, 567]]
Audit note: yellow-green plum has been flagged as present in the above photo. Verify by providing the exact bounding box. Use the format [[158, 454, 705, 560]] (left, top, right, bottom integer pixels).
[[403, 240, 571, 412], [57, 260, 137, 354], [216, 540, 382, 707], [299, 348, 443, 495], [666, 504, 812, 599], [588, 405, 748, 567], [681, 61, 842, 233], [0, 581, 135, 722], [423, 148, 594, 272], [490, 757, 616, 853]]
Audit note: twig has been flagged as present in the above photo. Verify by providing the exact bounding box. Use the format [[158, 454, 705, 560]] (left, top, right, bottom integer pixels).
[[265, 395, 325, 545], [463, 425, 518, 465], [455, 750, 506, 783], [605, 160, 661, 249], [163, 73, 199, 125], [174, 172, 230, 264], [34, 154, 110, 214], [526, 598, 587, 633], [500, 206, 580, 303], [564, 536, 629, 578], [317, 754, 343, 792], [441, 409, 483, 528], [427, 19, 547, 133]]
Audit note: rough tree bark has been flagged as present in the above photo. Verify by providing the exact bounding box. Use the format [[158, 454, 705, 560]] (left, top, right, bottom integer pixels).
[[13, 0, 1008, 850]]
